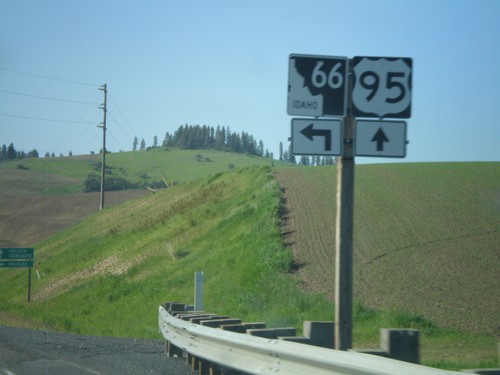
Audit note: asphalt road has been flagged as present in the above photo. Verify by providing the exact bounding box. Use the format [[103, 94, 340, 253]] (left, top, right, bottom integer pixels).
[[0, 326, 193, 375]]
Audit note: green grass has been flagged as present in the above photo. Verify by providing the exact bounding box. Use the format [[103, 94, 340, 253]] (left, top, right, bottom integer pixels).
[[0, 148, 284, 194], [0, 166, 315, 338], [0, 158, 498, 371]]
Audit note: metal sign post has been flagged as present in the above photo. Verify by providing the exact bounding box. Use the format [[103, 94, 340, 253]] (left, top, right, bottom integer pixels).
[[334, 111, 354, 350], [1, 248, 35, 302]]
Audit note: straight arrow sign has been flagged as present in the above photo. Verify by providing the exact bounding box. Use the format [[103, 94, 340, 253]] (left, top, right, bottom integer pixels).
[[371, 127, 389, 151], [355, 120, 407, 158], [291, 118, 343, 156]]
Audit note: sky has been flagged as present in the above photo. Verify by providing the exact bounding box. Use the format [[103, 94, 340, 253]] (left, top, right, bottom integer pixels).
[[1, 0, 499, 164]]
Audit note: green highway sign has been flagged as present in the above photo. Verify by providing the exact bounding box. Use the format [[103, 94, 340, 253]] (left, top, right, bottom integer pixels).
[[0, 260, 34, 268], [0, 248, 34, 260]]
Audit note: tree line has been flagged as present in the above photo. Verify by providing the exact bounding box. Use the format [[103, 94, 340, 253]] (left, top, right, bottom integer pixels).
[[132, 124, 335, 166], [133, 124, 272, 159], [0, 143, 39, 162], [3, 124, 336, 166], [278, 141, 335, 166], [0, 143, 75, 163]]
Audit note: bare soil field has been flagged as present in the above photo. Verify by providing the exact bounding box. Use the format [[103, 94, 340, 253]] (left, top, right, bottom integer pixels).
[[275, 164, 500, 336], [0, 168, 149, 247]]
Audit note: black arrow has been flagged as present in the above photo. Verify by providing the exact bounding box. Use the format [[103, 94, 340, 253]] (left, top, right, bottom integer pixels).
[[371, 127, 389, 151], [301, 124, 331, 151]]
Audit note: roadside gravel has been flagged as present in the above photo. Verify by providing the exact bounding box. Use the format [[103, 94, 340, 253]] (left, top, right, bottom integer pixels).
[[0, 326, 192, 375]]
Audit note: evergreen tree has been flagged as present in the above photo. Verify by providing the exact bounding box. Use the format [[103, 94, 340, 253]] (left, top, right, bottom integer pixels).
[[27, 149, 39, 158], [133, 136, 138, 151], [215, 125, 225, 150], [258, 140, 264, 157], [7, 143, 16, 160], [163, 131, 173, 147], [288, 143, 296, 164]]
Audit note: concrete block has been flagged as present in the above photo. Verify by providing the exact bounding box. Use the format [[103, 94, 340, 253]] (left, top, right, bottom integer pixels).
[[381, 329, 419, 364], [303, 321, 334, 349]]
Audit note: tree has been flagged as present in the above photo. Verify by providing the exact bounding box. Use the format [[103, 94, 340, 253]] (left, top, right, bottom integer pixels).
[[153, 135, 158, 148], [279, 142, 284, 161], [288, 143, 296, 164], [215, 125, 225, 150], [27, 149, 39, 158], [163, 132, 173, 147], [133, 136, 138, 151], [7, 143, 16, 160], [257, 140, 264, 157], [140, 138, 146, 150]]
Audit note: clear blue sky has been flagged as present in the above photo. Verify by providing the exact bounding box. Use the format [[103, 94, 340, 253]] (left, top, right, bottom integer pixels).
[[1, 0, 499, 163]]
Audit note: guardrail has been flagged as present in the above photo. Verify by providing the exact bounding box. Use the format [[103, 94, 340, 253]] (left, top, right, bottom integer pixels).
[[158, 303, 464, 375]]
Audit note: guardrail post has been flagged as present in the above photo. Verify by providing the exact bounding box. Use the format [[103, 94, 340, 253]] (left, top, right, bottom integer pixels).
[[166, 340, 183, 358], [381, 329, 419, 364], [195, 271, 204, 311], [198, 358, 210, 375]]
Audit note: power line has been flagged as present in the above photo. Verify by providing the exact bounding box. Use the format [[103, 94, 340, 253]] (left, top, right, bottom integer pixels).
[[0, 112, 97, 124], [0, 89, 98, 105], [0, 66, 99, 87]]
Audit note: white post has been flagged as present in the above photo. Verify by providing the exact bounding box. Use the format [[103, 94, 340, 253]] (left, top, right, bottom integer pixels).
[[194, 271, 204, 311]]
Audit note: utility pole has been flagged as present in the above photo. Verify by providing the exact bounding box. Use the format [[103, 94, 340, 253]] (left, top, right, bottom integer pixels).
[[98, 84, 107, 210], [335, 64, 354, 351]]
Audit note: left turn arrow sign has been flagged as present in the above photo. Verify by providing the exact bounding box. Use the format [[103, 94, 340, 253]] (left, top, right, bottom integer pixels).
[[291, 118, 343, 156], [301, 124, 332, 151]]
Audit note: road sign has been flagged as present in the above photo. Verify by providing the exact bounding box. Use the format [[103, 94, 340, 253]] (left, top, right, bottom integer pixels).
[[0, 260, 34, 268], [288, 54, 348, 117], [0, 248, 34, 260], [351, 56, 412, 118], [354, 120, 407, 158], [291, 118, 343, 156]]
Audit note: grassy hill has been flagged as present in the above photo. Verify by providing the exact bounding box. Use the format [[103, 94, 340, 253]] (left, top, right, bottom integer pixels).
[[0, 153, 498, 370], [0, 148, 284, 247]]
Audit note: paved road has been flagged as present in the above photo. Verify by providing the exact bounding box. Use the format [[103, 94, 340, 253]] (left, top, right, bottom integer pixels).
[[0, 326, 192, 375]]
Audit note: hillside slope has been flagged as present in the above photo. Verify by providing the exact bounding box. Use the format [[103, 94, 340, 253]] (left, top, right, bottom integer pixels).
[[0, 149, 281, 247], [275, 162, 500, 336], [1, 161, 498, 367], [0, 166, 314, 338]]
